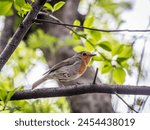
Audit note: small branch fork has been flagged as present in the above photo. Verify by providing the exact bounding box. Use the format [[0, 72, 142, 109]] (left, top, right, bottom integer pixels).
[[92, 68, 138, 113]]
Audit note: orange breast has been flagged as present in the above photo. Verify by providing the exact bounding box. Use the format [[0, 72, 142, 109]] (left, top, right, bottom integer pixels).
[[79, 62, 87, 75]]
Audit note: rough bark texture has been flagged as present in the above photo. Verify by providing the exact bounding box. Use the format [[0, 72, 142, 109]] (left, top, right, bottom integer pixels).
[[41, 0, 113, 113]]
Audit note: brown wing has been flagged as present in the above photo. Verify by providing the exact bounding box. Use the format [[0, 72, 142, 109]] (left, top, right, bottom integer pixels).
[[43, 57, 77, 75]]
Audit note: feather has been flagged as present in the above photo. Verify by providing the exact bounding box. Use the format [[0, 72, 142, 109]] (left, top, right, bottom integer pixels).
[[32, 76, 47, 89]]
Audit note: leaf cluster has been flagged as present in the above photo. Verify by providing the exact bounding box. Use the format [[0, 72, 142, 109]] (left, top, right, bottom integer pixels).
[[73, 16, 132, 84], [0, 0, 65, 17]]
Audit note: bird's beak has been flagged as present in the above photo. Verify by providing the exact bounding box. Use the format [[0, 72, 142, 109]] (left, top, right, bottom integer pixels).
[[89, 54, 96, 57]]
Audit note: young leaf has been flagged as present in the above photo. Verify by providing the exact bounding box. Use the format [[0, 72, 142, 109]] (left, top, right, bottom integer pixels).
[[14, 0, 32, 17], [73, 46, 85, 52], [112, 68, 126, 84], [83, 16, 95, 28], [0, 1, 13, 16], [93, 56, 104, 61], [117, 57, 128, 62], [118, 45, 132, 58], [14, 0, 26, 7], [85, 41, 94, 51], [89, 30, 101, 42], [53, 1, 65, 12], [44, 3, 53, 11], [6, 87, 23, 103], [101, 62, 112, 74], [97, 41, 112, 51], [0, 87, 7, 103], [111, 42, 124, 56], [73, 19, 81, 26]]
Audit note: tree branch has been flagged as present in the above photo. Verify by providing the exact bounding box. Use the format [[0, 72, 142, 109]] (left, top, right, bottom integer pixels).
[[0, 0, 47, 71], [34, 18, 150, 33], [10, 84, 150, 101]]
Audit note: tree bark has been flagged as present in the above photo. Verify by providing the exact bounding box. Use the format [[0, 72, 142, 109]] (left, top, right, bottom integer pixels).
[[41, 0, 113, 112]]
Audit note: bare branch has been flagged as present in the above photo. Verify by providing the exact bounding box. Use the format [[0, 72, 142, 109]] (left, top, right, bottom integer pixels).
[[34, 18, 150, 33], [136, 39, 147, 85], [10, 84, 150, 101], [0, 0, 47, 71]]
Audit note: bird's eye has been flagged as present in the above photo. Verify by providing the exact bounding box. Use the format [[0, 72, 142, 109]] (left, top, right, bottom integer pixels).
[[82, 52, 87, 56]]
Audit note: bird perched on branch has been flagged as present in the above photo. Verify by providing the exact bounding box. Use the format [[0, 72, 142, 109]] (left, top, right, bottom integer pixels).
[[32, 51, 96, 89]]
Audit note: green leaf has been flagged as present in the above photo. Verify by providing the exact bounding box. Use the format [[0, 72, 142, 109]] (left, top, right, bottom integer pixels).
[[112, 68, 126, 84], [90, 30, 101, 42], [136, 98, 142, 106], [0, 87, 7, 103], [85, 29, 101, 44], [5, 87, 23, 104], [72, 33, 80, 40], [111, 42, 124, 56], [73, 19, 81, 26], [98, 41, 112, 51], [0, 1, 13, 16], [120, 61, 129, 69], [14, 0, 32, 17], [118, 45, 132, 58], [14, 0, 26, 7], [117, 57, 128, 62], [44, 3, 53, 11], [101, 62, 112, 74], [73, 46, 85, 52], [87, 38, 97, 45], [93, 56, 104, 61], [53, 1, 65, 12], [117, 57, 129, 68], [6, 87, 20, 103], [83, 16, 95, 27], [85, 41, 94, 51]]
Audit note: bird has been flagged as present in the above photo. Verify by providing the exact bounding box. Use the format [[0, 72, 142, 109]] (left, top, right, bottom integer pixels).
[[32, 51, 96, 89]]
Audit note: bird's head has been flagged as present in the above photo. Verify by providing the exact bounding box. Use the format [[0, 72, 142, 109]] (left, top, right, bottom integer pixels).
[[76, 51, 96, 65]]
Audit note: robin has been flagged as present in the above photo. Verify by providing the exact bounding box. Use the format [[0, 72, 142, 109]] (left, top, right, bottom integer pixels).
[[32, 51, 96, 89]]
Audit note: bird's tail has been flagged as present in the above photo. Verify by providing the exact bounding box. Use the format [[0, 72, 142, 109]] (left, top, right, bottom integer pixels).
[[32, 76, 47, 89]]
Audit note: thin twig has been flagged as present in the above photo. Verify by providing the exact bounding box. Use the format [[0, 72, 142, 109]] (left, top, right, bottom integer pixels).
[[92, 68, 99, 84], [137, 17, 150, 112], [113, 91, 138, 113], [136, 39, 146, 85], [132, 39, 147, 112], [37, 12, 112, 61], [38, 12, 83, 38], [34, 19, 150, 33], [140, 96, 150, 111]]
